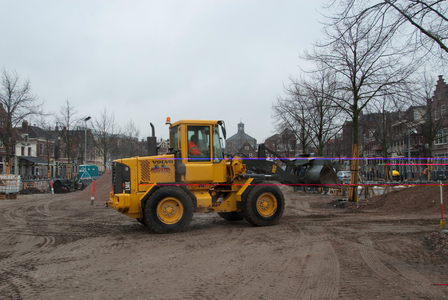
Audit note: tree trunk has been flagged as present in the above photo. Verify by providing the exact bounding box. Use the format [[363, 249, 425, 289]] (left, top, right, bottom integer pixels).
[[349, 109, 360, 202], [349, 143, 359, 202]]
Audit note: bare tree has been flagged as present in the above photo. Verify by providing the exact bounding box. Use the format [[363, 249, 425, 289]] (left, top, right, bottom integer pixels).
[[293, 69, 343, 155], [304, 9, 415, 200], [57, 100, 79, 178], [272, 83, 313, 154], [121, 120, 141, 158], [0, 69, 42, 174], [366, 97, 403, 181], [91, 108, 120, 171], [325, 134, 345, 169], [331, 0, 448, 60]]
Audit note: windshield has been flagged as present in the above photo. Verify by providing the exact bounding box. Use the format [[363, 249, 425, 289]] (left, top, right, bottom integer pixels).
[[187, 125, 211, 161]]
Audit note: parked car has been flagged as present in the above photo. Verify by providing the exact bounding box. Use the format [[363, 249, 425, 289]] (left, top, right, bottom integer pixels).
[[337, 171, 351, 182]]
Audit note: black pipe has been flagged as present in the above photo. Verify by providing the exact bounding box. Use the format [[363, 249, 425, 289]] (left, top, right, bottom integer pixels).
[[150, 123, 155, 137]]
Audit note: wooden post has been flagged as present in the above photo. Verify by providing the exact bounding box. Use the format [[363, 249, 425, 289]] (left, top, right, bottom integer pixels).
[[349, 144, 359, 202], [4, 162, 10, 175]]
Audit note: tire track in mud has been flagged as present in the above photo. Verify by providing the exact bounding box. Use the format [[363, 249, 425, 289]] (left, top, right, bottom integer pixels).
[[34, 201, 52, 217], [293, 241, 340, 299], [0, 194, 133, 299], [1, 195, 71, 225], [0, 233, 16, 260], [178, 223, 340, 300], [3, 206, 28, 225], [0, 270, 32, 300], [0, 234, 57, 300], [173, 225, 258, 300], [358, 236, 447, 299]]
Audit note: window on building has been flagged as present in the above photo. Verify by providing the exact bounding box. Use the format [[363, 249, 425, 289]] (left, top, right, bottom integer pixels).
[[39, 143, 43, 155], [21, 147, 25, 155], [28, 147, 31, 156], [245, 146, 249, 150], [435, 107, 439, 120], [435, 153, 447, 170], [248, 153, 253, 157], [24, 135, 28, 142], [435, 128, 448, 145], [414, 110, 420, 120]]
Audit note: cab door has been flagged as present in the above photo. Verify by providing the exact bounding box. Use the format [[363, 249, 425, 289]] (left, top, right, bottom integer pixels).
[[183, 124, 226, 183], [184, 125, 213, 183]]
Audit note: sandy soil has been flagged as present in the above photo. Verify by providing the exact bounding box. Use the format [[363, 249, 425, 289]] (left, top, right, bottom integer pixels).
[[1, 175, 448, 299]]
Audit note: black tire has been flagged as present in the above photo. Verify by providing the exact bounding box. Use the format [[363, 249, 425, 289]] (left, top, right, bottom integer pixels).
[[136, 218, 146, 226], [143, 187, 194, 233], [243, 185, 285, 226], [217, 211, 245, 221]]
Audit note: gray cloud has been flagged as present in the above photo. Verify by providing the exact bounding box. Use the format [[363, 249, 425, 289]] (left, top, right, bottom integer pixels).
[[0, 0, 324, 141]]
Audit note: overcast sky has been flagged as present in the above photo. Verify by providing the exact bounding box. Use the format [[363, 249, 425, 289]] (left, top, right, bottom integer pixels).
[[0, 0, 326, 142]]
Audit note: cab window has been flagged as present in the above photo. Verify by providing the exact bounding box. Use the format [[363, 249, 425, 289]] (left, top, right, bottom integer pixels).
[[213, 126, 224, 161], [187, 126, 211, 161], [169, 125, 180, 152]]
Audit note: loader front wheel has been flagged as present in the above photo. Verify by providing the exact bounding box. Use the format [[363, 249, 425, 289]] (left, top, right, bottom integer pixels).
[[243, 185, 285, 226], [144, 187, 194, 233]]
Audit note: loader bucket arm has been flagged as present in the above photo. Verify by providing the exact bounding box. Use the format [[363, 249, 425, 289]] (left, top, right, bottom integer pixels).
[[242, 144, 340, 186]]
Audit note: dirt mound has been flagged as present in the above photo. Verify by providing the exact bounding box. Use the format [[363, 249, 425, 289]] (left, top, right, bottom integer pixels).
[[20, 187, 46, 194], [75, 171, 112, 203], [351, 184, 448, 215], [425, 231, 448, 254]]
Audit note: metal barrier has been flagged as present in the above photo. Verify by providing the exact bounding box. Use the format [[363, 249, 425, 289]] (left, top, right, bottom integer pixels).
[[0, 175, 21, 199]]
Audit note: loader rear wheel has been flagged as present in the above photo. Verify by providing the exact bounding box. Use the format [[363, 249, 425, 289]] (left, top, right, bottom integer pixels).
[[136, 218, 146, 226], [217, 211, 245, 221], [243, 185, 285, 226], [144, 187, 194, 233]]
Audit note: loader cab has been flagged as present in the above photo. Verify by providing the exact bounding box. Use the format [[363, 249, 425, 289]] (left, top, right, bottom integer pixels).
[[169, 120, 227, 183]]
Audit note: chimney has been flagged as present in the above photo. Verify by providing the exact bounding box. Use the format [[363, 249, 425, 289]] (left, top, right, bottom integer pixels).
[[22, 120, 28, 133]]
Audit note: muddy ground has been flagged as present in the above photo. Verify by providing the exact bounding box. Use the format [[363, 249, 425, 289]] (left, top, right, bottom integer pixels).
[[1, 174, 448, 299]]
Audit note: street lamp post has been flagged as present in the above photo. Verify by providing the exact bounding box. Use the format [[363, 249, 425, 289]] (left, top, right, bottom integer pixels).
[[84, 116, 91, 165], [408, 129, 412, 180]]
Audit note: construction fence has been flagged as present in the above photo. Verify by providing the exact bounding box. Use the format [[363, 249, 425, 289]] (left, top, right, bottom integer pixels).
[[328, 184, 412, 199], [21, 179, 50, 193], [0, 175, 21, 199]]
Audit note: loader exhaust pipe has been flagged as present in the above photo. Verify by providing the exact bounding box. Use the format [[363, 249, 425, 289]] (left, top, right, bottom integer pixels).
[[147, 123, 158, 156]]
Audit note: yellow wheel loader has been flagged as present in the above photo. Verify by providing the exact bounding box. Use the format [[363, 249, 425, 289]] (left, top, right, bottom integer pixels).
[[107, 119, 339, 233]]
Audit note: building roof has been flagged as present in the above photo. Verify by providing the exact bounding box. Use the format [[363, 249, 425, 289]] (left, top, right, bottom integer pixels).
[[19, 156, 48, 165], [226, 122, 256, 143]]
